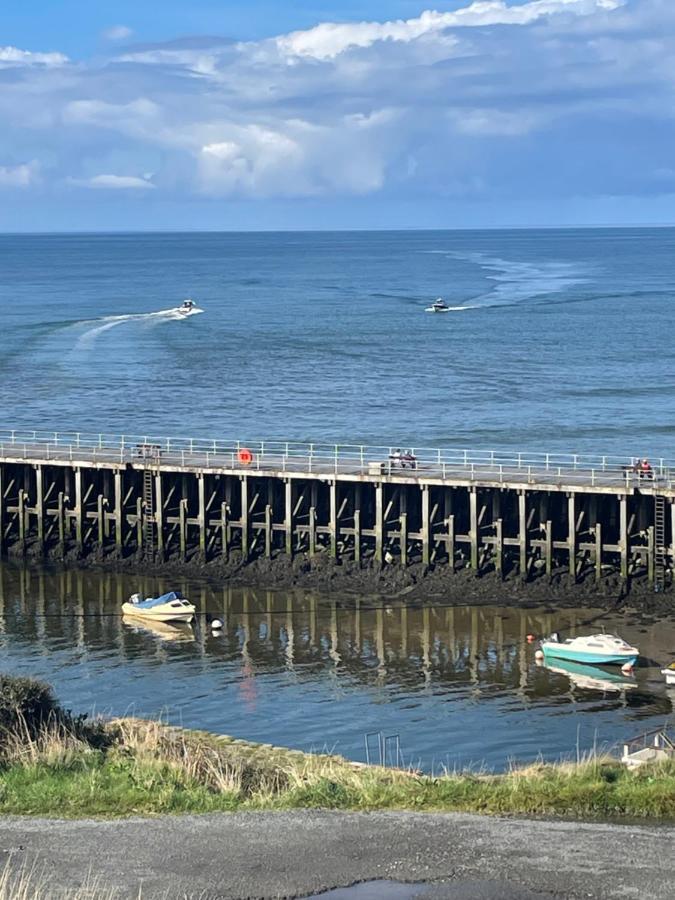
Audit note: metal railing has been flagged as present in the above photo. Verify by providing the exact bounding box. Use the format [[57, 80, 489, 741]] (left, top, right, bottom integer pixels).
[[0, 428, 673, 488]]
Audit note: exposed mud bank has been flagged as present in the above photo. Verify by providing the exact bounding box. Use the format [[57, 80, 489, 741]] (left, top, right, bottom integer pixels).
[[7, 538, 675, 615]]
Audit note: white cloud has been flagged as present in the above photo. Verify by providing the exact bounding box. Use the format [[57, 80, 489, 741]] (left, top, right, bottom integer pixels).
[[0, 46, 68, 68], [275, 0, 624, 60], [0, 161, 39, 188], [68, 174, 155, 190], [103, 26, 134, 42]]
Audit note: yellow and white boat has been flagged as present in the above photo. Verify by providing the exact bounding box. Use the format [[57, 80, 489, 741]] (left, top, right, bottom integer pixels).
[[121, 591, 196, 624]]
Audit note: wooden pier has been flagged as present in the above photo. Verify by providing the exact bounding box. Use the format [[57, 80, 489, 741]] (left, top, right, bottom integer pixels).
[[1, 430, 674, 589]]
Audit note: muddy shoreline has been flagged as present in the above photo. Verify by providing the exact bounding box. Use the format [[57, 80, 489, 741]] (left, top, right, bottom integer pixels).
[[7, 539, 675, 615]]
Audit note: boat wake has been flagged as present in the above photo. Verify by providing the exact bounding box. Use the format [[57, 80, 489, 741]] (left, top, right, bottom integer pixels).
[[74, 305, 203, 348], [422, 250, 588, 309]]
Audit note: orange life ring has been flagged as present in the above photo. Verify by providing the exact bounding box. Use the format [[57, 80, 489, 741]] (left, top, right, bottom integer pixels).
[[238, 448, 253, 465]]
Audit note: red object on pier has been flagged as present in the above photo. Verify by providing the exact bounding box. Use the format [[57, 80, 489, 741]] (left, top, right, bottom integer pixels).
[[238, 448, 253, 465]]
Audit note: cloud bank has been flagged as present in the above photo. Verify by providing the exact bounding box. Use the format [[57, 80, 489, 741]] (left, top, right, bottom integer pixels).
[[1, 0, 674, 224]]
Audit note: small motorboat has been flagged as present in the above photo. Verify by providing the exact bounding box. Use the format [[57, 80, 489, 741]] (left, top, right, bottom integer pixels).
[[661, 662, 675, 685], [121, 590, 196, 623], [540, 632, 639, 667], [425, 298, 451, 313], [175, 299, 203, 317]]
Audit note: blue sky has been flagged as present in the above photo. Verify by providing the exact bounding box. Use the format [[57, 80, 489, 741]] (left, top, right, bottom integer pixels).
[[2, 0, 674, 230]]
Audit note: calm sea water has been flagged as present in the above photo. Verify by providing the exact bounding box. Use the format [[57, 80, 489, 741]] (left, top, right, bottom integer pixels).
[[0, 563, 672, 770], [2, 227, 675, 455]]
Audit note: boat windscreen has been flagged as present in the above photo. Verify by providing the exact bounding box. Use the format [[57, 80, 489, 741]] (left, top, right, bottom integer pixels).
[[156, 591, 184, 603]]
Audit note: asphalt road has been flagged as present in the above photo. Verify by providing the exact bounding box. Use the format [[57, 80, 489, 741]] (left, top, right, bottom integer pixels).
[[0, 811, 673, 899]]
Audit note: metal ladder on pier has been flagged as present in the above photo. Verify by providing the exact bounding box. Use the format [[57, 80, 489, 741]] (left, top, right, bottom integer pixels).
[[143, 468, 154, 553], [654, 494, 666, 592]]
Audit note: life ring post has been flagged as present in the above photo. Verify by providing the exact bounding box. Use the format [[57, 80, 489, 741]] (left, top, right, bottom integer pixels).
[[238, 447, 253, 465]]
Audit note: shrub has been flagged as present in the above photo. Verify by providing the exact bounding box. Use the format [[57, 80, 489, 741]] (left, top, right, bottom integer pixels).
[[0, 675, 57, 738]]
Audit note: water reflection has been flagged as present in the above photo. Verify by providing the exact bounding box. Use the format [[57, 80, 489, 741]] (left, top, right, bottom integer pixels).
[[0, 562, 672, 770]]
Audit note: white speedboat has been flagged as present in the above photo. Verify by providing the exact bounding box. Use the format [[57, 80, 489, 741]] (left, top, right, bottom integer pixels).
[[540, 632, 639, 667], [121, 590, 196, 624], [425, 298, 451, 313], [175, 299, 203, 317]]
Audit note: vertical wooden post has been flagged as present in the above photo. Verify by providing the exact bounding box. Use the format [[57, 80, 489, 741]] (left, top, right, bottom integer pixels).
[[74, 468, 83, 549], [308, 506, 316, 557], [469, 489, 479, 572], [495, 518, 503, 579], [329, 481, 338, 559], [354, 484, 362, 563], [221, 502, 229, 560], [545, 520, 553, 577], [240, 477, 249, 559], [114, 470, 122, 550], [421, 485, 430, 566], [619, 495, 628, 580], [57, 491, 65, 548], [265, 504, 273, 558], [198, 475, 206, 554], [18, 489, 26, 550], [136, 497, 143, 551], [400, 512, 408, 567], [671, 500, 675, 578], [518, 492, 527, 577], [179, 499, 187, 560], [0, 466, 4, 554], [285, 480, 293, 557], [647, 525, 655, 586], [97, 494, 104, 547], [155, 472, 164, 555], [447, 513, 455, 570], [595, 522, 602, 582], [35, 466, 44, 548], [567, 493, 576, 580], [375, 482, 384, 563]]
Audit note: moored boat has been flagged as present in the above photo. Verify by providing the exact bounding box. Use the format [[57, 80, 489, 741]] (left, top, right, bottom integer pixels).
[[121, 590, 196, 623], [540, 632, 639, 667]]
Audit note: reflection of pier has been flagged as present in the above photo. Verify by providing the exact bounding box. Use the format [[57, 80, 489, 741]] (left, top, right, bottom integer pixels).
[[0, 430, 673, 589], [0, 566, 622, 693]]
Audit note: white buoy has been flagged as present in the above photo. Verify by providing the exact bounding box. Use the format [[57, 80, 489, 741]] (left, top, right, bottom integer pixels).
[[211, 618, 223, 631], [535, 649, 544, 660]]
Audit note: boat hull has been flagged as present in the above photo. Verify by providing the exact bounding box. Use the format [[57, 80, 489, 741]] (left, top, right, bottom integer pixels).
[[542, 644, 637, 667], [121, 602, 195, 624]]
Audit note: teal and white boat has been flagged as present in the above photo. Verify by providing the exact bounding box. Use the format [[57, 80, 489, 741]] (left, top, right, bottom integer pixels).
[[540, 633, 639, 667]]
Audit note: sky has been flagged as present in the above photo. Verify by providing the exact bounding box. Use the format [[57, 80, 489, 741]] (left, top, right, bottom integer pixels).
[[1, 0, 675, 231]]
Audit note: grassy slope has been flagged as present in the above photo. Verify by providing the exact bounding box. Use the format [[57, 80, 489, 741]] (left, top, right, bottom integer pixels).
[[0, 719, 674, 820]]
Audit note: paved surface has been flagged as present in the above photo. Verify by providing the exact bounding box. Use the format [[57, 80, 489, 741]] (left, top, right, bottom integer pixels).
[[0, 811, 673, 899]]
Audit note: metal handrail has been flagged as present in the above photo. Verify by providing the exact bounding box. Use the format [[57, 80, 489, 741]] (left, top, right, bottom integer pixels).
[[0, 428, 672, 487]]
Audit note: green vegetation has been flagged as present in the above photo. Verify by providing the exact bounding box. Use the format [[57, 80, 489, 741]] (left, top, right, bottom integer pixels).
[[0, 675, 674, 820]]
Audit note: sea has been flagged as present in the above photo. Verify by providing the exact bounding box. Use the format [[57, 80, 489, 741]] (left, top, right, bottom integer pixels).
[[1, 227, 674, 768], [2, 227, 675, 456]]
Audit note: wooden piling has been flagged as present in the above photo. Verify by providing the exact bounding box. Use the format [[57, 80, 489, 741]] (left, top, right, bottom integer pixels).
[[567, 493, 576, 580], [495, 518, 503, 578], [35, 466, 44, 547], [285, 480, 293, 557], [595, 522, 602, 582], [518, 492, 527, 576], [400, 512, 408, 567], [198, 475, 206, 554], [221, 502, 229, 560], [329, 481, 338, 559], [265, 504, 272, 558], [375, 482, 383, 563], [155, 473, 164, 555], [74, 469, 83, 549], [421, 485, 430, 566], [469, 489, 478, 571], [240, 477, 249, 559], [619, 494, 628, 580]]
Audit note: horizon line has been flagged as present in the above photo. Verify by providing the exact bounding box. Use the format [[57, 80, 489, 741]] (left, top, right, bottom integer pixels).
[[2, 222, 675, 237]]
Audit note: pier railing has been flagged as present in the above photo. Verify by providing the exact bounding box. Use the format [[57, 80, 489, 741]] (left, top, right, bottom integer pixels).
[[0, 429, 673, 488]]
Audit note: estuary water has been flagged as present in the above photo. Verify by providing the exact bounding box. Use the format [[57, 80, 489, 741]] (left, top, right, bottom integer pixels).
[[2, 227, 675, 455], [0, 564, 672, 770]]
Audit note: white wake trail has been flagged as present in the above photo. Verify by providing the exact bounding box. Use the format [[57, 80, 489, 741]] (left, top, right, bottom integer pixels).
[[75, 307, 199, 348]]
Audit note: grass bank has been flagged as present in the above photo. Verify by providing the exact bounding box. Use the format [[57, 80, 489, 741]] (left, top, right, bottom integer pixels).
[[0, 675, 673, 821]]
